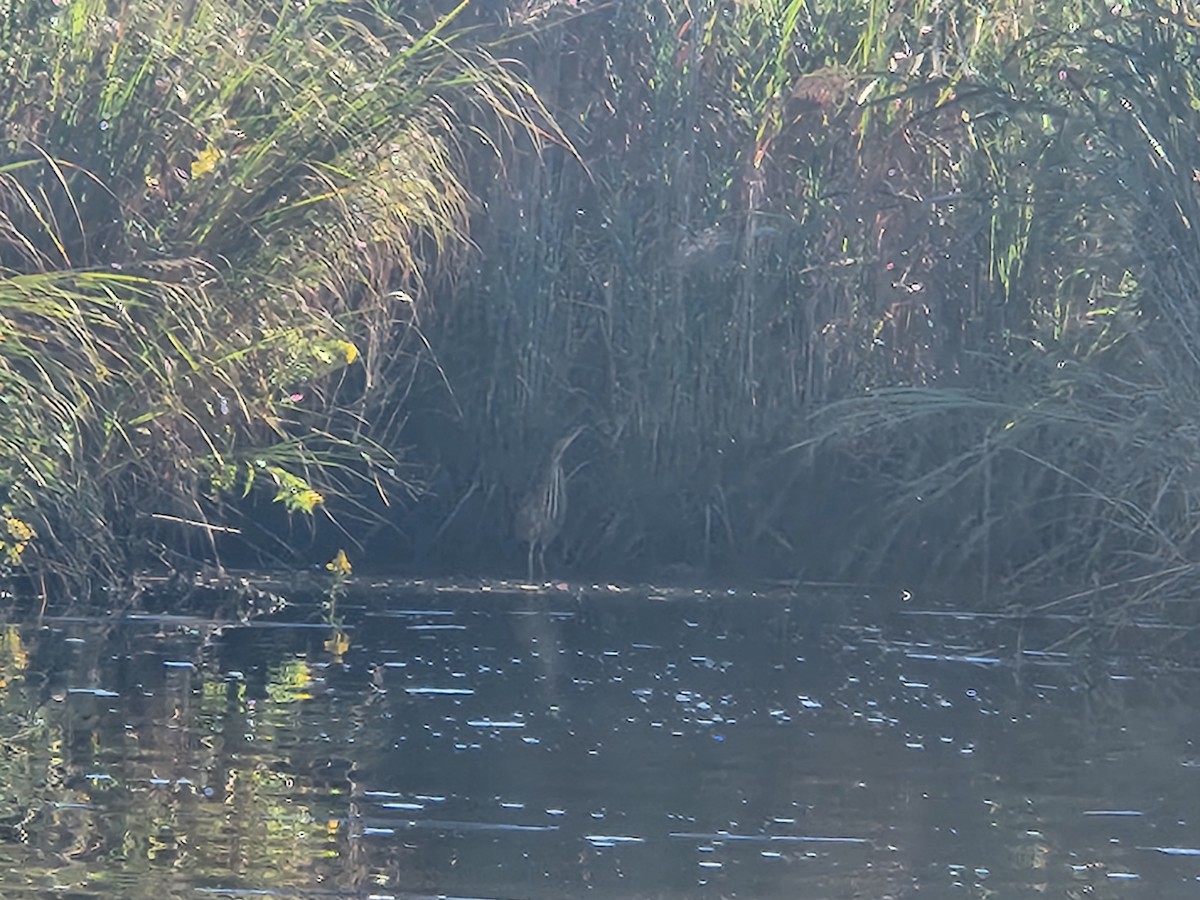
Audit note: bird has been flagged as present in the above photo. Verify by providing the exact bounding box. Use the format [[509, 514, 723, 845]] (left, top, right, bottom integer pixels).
[[514, 424, 586, 583]]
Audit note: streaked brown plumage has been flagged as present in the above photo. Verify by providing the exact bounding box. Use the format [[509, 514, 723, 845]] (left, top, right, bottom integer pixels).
[[514, 425, 585, 582]]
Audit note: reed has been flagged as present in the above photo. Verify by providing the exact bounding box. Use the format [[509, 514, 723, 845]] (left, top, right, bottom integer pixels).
[[420, 0, 1200, 610], [7, 0, 1199, 613], [0, 0, 551, 588]]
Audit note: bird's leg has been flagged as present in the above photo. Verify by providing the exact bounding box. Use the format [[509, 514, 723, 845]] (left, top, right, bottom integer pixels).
[[535, 542, 546, 583], [526, 542, 536, 584]]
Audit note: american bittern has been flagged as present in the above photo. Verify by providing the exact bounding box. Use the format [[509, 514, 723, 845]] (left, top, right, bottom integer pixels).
[[514, 424, 586, 582]]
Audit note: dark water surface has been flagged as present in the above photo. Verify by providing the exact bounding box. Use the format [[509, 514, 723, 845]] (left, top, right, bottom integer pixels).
[[1, 581, 1199, 898]]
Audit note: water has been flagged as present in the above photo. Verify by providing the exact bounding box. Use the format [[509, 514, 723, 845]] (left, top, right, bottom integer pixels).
[[1, 581, 1199, 898]]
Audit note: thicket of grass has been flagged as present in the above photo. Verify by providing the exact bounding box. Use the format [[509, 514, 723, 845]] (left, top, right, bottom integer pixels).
[[411, 0, 1200, 611], [6, 0, 1200, 616], [0, 0, 551, 588]]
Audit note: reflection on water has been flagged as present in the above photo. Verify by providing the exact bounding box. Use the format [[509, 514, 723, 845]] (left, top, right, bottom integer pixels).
[[0, 583, 1199, 898]]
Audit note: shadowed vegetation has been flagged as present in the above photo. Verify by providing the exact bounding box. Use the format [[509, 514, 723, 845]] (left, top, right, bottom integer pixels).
[[406, 0, 1200, 615]]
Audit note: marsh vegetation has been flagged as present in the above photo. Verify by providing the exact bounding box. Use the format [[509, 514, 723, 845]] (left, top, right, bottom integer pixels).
[[3, 0, 1200, 619]]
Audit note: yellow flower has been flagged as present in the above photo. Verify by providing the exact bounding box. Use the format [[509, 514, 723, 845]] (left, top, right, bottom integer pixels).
[[5, 517, 35, 542], [326, 549, 352, 577], [324, 629, 351, 659], [190, 144, 221, 179], [298, 489, 324, 512], [0, 516, 35, 564]]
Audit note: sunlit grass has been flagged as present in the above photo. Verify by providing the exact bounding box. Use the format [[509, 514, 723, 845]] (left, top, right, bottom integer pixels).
[[0, 0, 554, 588]]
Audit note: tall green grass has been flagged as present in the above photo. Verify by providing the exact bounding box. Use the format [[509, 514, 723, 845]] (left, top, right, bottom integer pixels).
[[0, 0, 552, 588]]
